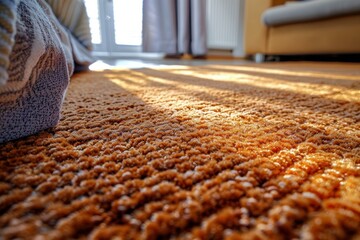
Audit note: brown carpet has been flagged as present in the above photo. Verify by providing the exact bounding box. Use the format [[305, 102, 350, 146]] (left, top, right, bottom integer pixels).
[[0, 62, 360, 240]]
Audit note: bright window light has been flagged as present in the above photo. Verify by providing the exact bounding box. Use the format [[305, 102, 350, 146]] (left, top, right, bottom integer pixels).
[[113, 0, 143, 46]]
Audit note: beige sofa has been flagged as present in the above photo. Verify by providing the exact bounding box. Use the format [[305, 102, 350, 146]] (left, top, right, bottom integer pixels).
[[244, 0, 360, 61]]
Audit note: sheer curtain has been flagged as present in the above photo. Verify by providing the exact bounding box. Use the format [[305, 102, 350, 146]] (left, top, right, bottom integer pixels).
[[142, 0, 207, 56]]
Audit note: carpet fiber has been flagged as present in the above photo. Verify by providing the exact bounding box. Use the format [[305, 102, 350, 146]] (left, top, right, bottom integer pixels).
[[0, 62, 360, 239]]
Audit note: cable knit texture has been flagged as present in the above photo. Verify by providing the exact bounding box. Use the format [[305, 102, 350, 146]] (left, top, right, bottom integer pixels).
[[0, 0, 73, 143]]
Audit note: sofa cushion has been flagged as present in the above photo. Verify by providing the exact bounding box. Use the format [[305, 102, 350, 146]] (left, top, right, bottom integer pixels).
[[263, 0, 360, 26]]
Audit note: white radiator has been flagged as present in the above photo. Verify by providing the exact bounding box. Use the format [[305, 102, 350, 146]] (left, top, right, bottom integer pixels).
[[206, 0, 245, 56]]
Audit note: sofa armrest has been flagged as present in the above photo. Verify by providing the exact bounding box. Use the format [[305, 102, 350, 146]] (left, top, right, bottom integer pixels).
[[272, 0, 291, 6], [244, 0, 289, 55]]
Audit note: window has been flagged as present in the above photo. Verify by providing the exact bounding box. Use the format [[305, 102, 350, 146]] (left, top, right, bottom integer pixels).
[[84, 0, 143, 55], [113, 0, 143, 46]]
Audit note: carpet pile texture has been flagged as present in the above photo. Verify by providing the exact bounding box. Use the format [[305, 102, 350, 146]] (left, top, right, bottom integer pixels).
[[0, 62, 359, 239]]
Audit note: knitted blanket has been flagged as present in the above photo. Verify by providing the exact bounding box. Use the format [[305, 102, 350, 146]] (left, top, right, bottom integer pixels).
[[0, 0, 92, 143]]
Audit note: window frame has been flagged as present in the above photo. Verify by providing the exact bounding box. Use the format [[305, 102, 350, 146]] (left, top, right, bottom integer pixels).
[[87, 0, 143, 56]]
